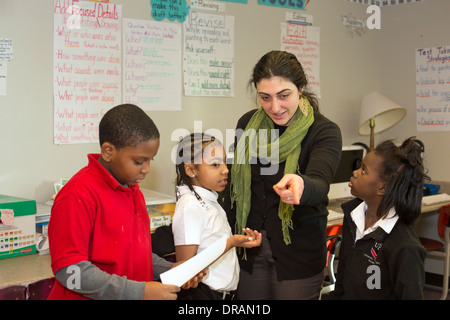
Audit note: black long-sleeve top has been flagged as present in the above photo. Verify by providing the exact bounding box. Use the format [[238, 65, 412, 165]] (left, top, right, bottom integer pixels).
[[330, 198, 426, 299], [224, 109, 342, 281]]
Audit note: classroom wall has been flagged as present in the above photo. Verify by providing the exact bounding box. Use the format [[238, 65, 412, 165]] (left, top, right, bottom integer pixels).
[[1, 0, 446, 204], [377, 0, 450, 275], [378, 0, 450, 183]]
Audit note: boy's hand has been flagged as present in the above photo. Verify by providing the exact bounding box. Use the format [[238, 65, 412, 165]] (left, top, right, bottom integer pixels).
[[143, 282, 180, 300], [181, 268, 208, 289], [170, 262, 208, 290]]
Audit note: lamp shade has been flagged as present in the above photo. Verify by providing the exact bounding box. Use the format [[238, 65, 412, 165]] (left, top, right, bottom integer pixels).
[[358, 91, 406, 135]]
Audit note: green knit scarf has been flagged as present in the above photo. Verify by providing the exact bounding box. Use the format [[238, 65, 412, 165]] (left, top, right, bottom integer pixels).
[[230, 99, 314, 246]]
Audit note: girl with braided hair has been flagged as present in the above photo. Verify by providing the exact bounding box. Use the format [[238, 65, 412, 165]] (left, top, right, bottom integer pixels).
[[172, 133, 261, 300], [331, 137, 429, 299]]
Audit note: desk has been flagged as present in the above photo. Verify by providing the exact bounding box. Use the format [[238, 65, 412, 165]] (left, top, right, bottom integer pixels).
[[327, 198, 349, 225], [0, 254, 52, 288], [140, 188, 175, 205], [1, 191, 448, 290], [6, 194, 342, 289], [0, 189, 175, 289], [327, 195, 450, 226], [421, 201, 450, 214]]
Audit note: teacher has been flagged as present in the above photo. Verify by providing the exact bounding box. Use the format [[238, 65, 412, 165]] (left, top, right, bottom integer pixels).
[[226, 50, 342, 300]]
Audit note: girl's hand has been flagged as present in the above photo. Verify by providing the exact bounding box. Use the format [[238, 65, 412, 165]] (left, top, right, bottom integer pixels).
[[230, 228, 262, 249], [273, 173, 304, 205]]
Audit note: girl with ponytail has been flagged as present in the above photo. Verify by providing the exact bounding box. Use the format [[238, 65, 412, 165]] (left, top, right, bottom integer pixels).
[[331, 137, 429, 300]]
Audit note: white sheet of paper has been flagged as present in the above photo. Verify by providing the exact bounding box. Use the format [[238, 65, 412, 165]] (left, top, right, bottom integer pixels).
[[160, 235, 227, 287]]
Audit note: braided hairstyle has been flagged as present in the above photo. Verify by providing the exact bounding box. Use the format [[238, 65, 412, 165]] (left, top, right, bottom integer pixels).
[[175, 133, 217, 202], [375, 137, 430, 224]]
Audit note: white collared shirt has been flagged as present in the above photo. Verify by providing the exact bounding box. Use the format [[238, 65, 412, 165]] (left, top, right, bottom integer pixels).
[[350, 201, 399, 243], [172, 185, 239, 292]]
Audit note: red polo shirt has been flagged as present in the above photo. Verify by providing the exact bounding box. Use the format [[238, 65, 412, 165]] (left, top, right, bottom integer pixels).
[[48, 154, 153, 300]]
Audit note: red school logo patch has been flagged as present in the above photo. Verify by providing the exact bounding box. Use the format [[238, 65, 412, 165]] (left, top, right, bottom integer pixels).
[[370, 242, 383, 260], [370, 247, 377, 259]]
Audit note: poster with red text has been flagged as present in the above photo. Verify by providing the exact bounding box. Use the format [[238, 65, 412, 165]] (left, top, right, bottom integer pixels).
[[53, 0, 121, 144], [281, 22, 320, 98], [416, 45, 450, 131]]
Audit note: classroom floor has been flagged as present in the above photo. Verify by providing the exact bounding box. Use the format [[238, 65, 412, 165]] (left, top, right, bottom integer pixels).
[[423, 288, 449, 300], [423, 273, 450, 300], [423, 286, 450, 300]]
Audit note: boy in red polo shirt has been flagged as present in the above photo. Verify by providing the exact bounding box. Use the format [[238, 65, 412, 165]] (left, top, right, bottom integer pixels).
[[48, 104, 200, 300]]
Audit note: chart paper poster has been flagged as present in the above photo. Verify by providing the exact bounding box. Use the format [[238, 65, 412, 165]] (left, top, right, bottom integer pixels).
[[123, 19, 181, 111], [0, 39, 13, 95], [416, 45, 450, 131], [150, 0, 190, 23], [53, 0, 122, 144], [0, 38, 13, 61], [281, 22, 320, 98], [218, 0, 247, 3], [258, 0, 309, 10], [0, 62, 6, 96], [191, 0, 226, 12], [345, 0, 424, 6], [183, 11, 234, 97]]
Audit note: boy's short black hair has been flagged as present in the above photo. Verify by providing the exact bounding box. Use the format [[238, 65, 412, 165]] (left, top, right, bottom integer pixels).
[[99, 104, 160, 149]]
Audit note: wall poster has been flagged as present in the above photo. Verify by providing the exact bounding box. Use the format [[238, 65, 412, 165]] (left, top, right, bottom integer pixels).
[[281, 22, 320, 98], [123, 18, 182, 111], [416, 45, 450, 131], [183, 11, 235, 97], [53, 0, 122, 144]]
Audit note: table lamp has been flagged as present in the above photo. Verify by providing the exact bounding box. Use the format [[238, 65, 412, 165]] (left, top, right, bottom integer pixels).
[[359, 91, 406, 151]]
